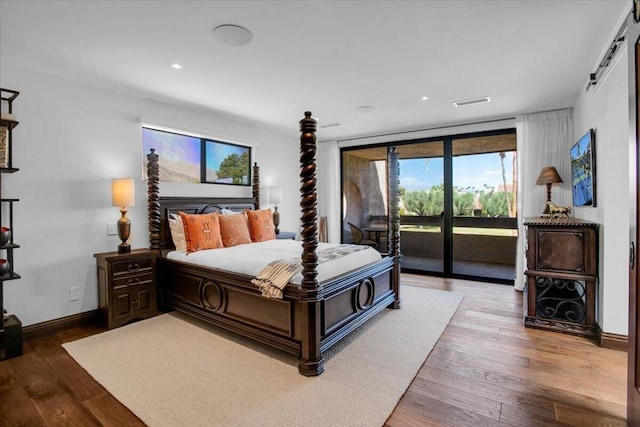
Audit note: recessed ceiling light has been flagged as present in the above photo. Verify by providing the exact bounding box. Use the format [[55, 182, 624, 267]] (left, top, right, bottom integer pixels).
[[212, 24, 253, 47], [171, 63, 183, 69], [421, 96, 429, 101], [354, 105, 376, 113]]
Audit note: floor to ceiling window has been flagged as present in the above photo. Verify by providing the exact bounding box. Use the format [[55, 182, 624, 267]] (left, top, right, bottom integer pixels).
[[341, 128, 517, 284]]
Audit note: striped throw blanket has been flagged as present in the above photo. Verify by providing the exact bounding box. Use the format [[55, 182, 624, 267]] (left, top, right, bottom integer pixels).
[[251, 244, 370, 299]]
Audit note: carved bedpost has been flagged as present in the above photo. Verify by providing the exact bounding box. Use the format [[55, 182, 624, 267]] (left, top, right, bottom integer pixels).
[[298, 111, 324, 376], [252, 162, 260, 210], [147, 149, 160, 251], [387, 146, 402, 309]]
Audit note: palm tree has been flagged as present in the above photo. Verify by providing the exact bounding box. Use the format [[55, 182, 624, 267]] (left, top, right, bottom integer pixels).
[[499, 152, 514, 217]]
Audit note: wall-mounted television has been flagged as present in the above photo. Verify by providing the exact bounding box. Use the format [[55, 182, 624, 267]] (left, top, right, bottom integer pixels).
[[142, 127, 251, 186], [570, 129, 596, 207]]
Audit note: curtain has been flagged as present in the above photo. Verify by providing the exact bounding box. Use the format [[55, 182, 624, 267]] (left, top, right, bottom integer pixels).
[[515, 108, 573, 291], [317, 140, 341, 243]]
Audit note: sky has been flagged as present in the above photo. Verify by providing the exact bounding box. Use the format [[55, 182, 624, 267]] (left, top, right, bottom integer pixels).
[[399, 152, 515, 192]]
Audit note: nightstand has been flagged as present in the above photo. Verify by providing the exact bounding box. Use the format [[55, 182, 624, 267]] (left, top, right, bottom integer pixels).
[[276, 231, 296, 240], [94, 248, 158, 329]]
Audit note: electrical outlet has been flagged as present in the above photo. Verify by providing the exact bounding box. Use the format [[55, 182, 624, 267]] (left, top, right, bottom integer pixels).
[[69, 287, 80, 302], [107, 223, 117, 235]]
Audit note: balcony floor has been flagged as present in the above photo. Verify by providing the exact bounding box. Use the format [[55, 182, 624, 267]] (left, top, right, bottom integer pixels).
[[402, 255, 516, 282]]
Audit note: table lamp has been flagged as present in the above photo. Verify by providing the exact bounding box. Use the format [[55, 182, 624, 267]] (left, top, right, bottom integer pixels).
[[535, 166, 563, 214], [112, 178, 135, 253], [267, 186, 282, 235]]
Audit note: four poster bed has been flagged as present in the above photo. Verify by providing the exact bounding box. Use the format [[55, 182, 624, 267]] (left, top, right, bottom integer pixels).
[[146, 112, 402, 376]]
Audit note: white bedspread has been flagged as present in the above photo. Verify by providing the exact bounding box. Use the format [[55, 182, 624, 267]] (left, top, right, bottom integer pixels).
[[166, 239, 382, 285]]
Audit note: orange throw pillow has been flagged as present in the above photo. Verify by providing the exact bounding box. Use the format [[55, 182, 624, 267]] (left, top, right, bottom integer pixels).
[[245, 209, 276, 242], [178, 212, 224, 253], [218, 213, 252, 247]]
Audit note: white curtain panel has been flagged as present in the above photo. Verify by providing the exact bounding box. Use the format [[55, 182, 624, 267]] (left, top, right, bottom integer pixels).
[[317, 140, 341, 243], [514, 108, 573, 290]]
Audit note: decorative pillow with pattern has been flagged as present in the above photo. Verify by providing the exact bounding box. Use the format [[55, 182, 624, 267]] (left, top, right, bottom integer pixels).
[[178, 211, 224, 253], [168, 214, 187, 252], [245, 209, 276, 242], [218, 212, 252, 247]]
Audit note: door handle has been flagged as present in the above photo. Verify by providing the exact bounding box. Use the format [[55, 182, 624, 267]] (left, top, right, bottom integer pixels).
[[631, 241, 636, 269], [440, 211, 445, 221]]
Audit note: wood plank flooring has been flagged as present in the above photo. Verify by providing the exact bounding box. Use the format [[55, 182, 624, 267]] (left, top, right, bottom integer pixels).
[[0, 273, 627, 426]]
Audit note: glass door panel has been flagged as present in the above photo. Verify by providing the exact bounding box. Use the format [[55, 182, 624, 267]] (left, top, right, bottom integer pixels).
[[451, 134, 517, 282], [397, 141, 444, 273]]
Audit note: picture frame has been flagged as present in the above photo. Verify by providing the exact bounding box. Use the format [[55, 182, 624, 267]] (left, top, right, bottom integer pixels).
[[0, 125, 8, 169], [570, 129, 596, 207]]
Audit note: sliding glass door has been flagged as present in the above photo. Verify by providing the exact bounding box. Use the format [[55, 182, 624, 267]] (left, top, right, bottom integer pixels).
[[340, 129, 517, 284]]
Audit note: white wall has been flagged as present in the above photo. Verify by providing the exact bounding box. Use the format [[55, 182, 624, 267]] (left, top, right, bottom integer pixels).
[[573, 46, 629, 335], [0, 64, 299, 326]]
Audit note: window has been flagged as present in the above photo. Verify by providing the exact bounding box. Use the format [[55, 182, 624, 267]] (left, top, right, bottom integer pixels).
[[142, 127, 251, 186]]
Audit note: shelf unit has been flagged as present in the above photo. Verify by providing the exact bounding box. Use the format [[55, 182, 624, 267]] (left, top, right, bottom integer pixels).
[[0, 88, 22, 360]]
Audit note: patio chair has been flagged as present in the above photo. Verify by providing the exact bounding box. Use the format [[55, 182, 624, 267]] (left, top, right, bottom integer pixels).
[[348, 222, 378, 249]]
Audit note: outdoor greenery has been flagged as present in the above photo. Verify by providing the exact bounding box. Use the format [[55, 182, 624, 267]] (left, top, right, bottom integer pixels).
[[217, 151, 250, 184]]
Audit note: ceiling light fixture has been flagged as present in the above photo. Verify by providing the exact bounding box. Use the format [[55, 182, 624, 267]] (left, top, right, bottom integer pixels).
[[421, 96, 429, 101], [212, 24, 253, 47], [453, 96, 491, 107], [171, 63, 183, 69], [354, 105, 376, 113]]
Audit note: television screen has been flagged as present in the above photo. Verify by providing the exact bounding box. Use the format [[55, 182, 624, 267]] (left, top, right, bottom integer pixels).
[[570, 129, 596, 207]]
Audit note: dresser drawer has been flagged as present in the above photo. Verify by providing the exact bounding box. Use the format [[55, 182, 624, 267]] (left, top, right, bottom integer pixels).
[[112, 257, 154, 276], [112, 273, 154, 290]]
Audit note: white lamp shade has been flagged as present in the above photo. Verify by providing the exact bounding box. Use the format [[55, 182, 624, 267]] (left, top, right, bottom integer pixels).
[[112, 178, 135, 207], [266, 186, 282, 205]]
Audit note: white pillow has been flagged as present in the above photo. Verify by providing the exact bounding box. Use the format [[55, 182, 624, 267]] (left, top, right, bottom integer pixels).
[[168, 214, 187, 252], [220, 208, 236, 215]]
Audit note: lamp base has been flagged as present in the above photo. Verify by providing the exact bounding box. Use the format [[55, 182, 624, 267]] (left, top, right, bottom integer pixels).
[[273, 206, 280, 235], [118, 242, 131, 254]]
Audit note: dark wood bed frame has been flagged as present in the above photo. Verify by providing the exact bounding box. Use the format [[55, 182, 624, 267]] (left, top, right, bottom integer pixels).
[[146, 112, 401, 376]]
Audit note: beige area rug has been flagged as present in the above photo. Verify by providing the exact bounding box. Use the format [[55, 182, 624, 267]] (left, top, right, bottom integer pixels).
[[63, 285, 462, 427]]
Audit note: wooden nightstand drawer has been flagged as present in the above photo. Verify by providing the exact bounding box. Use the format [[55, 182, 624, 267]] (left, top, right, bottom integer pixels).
[[112, 273, 153, 290], [112, 257, 154, 276]]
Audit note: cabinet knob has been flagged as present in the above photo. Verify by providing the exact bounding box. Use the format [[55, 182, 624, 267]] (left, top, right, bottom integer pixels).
[[127, 278, 141, 286], [127, 263, 140, 272]]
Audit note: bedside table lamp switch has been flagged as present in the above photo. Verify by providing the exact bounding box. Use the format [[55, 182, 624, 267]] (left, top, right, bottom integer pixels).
[[112, 178, 135, 254]]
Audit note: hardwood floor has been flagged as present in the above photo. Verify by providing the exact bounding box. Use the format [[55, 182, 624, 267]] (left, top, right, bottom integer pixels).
[[0, 273, 627, 426]]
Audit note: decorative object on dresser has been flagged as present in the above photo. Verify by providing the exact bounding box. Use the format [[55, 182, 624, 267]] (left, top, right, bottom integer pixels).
[[266, 185, 282, 235], [111, 178, 135, 254], [0, 87, 22, 360], [94, 248, 158, 329], [523, 218, 598, 338], [535, 166, 563, 216]]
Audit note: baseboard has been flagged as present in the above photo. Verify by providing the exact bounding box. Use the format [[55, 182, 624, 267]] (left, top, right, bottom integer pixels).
[[22, 310, 100, 341], [597, 324, 628, 352]]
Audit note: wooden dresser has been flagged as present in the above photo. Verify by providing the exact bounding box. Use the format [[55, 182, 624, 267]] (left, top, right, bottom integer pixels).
[[523, 218, 599, 337], [94, 248, 158, 329]]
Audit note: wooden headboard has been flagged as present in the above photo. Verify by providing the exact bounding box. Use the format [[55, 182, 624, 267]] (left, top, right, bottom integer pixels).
[[157, 197, 255, 252], [147, 148, 261, 251]]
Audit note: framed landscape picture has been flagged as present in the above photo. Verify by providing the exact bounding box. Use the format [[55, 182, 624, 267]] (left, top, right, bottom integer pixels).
[[570, 129, 596, 207]]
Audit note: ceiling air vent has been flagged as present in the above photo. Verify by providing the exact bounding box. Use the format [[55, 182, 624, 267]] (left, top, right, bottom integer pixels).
[[453, 96, 491, 107]]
